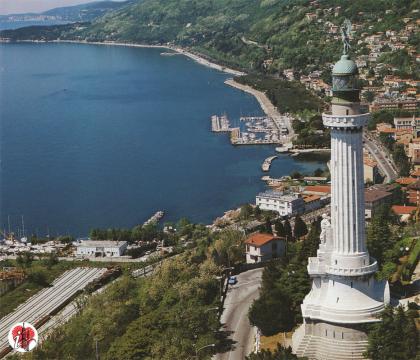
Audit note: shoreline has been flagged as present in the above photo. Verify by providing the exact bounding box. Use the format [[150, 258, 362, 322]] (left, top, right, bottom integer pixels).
[[224, 78, 294, 141]]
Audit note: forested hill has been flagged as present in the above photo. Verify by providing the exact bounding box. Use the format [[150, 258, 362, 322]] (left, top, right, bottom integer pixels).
[[1, 0, 418, 74]]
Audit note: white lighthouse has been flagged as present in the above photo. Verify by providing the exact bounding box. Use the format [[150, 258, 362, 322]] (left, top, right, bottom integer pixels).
[[292, 23, 389, 360]]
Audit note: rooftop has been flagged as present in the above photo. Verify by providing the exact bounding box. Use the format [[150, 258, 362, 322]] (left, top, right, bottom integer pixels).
[[77, 240, 127, 248], [391, 205, 417, 215], [364, 189, 392, 203], [257, 190, 301, 202], [245, 233, 281, 247], [396, 177, 418, 186], [304, 185, 331, 194]]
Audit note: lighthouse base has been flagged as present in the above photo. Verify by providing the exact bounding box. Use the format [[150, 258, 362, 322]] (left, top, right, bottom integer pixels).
[[292, 320, 370, 360]]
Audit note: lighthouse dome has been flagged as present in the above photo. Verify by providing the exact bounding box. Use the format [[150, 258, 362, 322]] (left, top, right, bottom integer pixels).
[[332, 54, 358, 75]]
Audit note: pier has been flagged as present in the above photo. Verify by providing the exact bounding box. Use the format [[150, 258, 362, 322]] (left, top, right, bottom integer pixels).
[[144, 211, 165, 226], [261, 156, 278, 172], [211, 114, 231, 132]]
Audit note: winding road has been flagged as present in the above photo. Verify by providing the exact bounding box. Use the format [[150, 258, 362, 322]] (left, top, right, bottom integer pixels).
[[215, 268, 263, 360]]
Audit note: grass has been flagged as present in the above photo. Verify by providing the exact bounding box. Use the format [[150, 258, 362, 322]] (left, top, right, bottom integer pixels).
[[260, 331, 293, 351]]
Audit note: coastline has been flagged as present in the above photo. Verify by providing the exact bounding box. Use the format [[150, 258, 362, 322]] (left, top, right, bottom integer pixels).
[[224, 78, 294, 140]]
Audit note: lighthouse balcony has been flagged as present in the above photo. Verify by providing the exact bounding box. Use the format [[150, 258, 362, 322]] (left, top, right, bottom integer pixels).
[[308, 257, 327, 276], [326, 259, 378, 277], [322, 113, 370, 128]]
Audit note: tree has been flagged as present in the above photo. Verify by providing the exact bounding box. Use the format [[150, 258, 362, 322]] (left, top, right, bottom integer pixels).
[[299, 218, 320, 261], [365, 306, 418, 360], [293, 216, 308, 240], [240, 204, 254, 220], [246, 345, 298, 359], [367, 207, 395, 265], [274, 219, 286, 237], [283, 219, 293, 240], [393, 143, 411, 176]]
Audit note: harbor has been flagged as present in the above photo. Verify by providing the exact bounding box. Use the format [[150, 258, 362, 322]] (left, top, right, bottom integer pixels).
[[210, 113, 290, 145]]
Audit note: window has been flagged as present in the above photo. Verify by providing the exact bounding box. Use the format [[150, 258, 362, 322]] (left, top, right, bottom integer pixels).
[[351, 281, 353, 288]]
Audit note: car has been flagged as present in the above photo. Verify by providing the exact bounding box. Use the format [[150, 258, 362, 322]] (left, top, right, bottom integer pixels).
[[228, 276, 238, 285]]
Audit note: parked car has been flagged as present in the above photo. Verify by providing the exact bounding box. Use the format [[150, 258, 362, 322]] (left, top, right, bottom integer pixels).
[[228, 276, 238, 285]]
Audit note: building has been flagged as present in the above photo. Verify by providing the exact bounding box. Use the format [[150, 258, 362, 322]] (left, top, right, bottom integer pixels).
[[256, 190, 305, 217], [303, 194, 323, 212], [244, 233, 285, 264], [363, 157, 379, 183], [303, 185, 331, 197], [292, 45, 388, 360], [0, 268, 26, 296], [364, 188, 393, 219], [370, 98, 418, 112], [407, 180, 420, 205], [391, 205, 417, 222], [76, 240, 128, 257]]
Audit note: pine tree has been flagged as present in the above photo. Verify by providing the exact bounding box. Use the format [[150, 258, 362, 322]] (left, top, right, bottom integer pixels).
[[293, 215, 308, 240], [274, 219, 286, 237], [283, 219, 293, 240]]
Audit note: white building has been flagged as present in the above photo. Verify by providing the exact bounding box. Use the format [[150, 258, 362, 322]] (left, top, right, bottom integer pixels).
[[76, 240, 128, 257], [256, 190, 305, 217], [292, 48, 388, 360], [244, 233, 285, 264]]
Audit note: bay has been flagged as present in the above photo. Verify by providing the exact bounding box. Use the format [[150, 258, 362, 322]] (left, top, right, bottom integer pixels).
[[0, 43, 325, 237]]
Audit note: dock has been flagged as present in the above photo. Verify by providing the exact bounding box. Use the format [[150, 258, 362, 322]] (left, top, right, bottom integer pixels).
[[144, 211, 165, 226], [262, 156, 278, 172], [211, 114, 231, 132]]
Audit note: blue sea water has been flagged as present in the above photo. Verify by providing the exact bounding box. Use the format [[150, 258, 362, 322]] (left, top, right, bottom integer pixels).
[[0, 43, 325, 237], [0, 20, 69, 31]]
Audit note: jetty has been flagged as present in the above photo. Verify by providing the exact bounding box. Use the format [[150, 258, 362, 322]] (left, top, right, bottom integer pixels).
[[261, 156, 278, 172], [211, 114, 231, 132], [144, 211, 165, 226]]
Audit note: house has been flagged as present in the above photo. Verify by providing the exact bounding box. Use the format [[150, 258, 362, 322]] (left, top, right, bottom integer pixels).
[[364, 157, 379, 184], [244, 233, 285, 264], [76, 240, 128, 257], [303, 185, 331, 197], [364, 188, 393, 219], [303, 194, 323, 212], [407, 180, 420, 205], [256, 190, 305, 217], [391, 205, 417, 223]]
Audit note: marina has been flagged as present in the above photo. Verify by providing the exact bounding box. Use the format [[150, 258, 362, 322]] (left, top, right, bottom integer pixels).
[[211, 114, 231, 132]]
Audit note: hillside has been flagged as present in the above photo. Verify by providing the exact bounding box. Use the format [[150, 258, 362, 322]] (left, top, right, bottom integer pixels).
[[1, 0, 418, 76], [0, 1, 131, 23]]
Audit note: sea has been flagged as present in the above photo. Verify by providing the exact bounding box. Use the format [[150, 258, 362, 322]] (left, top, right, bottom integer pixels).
[[0, 42, 326, 237]]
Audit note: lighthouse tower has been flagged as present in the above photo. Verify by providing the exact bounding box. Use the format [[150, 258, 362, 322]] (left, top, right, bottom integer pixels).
[[292, 24, 389, 360]]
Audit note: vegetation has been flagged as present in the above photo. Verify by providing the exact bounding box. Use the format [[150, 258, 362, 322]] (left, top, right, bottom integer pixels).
[[246, 345, 299, 360], [364, 305, 419, 360], [248, 220, 321, 336], [234, 75, 324, 114]]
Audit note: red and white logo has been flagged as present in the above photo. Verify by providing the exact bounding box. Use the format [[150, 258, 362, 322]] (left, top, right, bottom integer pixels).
[[8, 322, 38, 352]]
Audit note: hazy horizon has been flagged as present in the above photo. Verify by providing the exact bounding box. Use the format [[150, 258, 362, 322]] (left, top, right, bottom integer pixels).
[[0, 0, 125, 15]]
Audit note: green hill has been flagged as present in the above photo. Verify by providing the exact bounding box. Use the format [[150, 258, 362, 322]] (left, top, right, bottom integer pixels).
[[1, 0, 418, 75]]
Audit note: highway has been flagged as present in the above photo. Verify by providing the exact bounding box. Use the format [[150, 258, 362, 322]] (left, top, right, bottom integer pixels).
[[0, 267, 106, 353], [215, 268, 263, 360], [363, 133, 398, 183]]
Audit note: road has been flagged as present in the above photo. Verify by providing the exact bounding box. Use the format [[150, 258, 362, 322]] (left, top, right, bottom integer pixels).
[[363, 133, 398, 183], [0, 267, 106, 355], [215, 268, 263, 360]]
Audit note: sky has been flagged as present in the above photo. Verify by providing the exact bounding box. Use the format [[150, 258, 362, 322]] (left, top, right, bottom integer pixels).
[[0, 0, 125, 15]]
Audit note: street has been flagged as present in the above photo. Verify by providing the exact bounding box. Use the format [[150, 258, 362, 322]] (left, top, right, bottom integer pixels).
[[363, 133, 398, 183], [215, 268, 263, 360]]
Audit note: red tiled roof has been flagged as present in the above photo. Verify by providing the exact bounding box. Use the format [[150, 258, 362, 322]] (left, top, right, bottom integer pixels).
[[396, 177, 417, 185], [245, 233, 280, 247], [304, 185, 331, 194], [392, 205, 417, 215]]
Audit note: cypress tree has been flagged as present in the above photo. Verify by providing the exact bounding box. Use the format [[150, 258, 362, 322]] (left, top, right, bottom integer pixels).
[[293, 215, 308, 240]]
